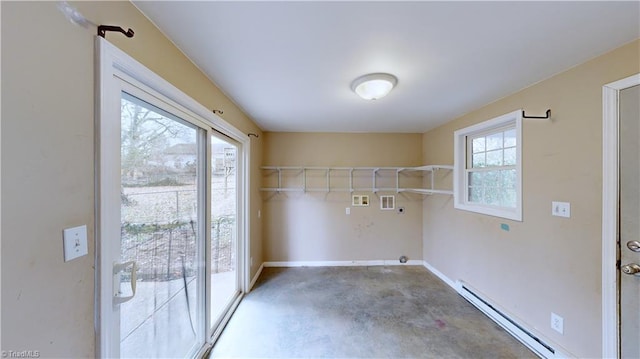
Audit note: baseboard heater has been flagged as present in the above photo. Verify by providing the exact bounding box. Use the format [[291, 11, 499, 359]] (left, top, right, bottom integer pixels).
[[456, 280, 557, 359]]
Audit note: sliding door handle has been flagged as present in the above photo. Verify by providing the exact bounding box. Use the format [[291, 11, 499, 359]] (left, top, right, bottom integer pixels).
[[113, 261, 137, 304]]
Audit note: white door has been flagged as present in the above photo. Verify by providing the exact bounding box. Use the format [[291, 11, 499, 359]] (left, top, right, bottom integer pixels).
[[620, 84, 640, 358], [97, 38, 247, 358]]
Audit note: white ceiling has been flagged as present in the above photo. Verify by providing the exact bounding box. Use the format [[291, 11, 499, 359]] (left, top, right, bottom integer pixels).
[[133, 1, 639, 133]]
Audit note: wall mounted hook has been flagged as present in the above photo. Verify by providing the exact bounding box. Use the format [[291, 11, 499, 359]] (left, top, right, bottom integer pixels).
[[522, 109, 551, 120], [97, 25, 134, 39]]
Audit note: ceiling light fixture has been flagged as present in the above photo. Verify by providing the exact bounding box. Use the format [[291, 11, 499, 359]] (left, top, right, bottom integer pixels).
[[351, 73, 398, 100]]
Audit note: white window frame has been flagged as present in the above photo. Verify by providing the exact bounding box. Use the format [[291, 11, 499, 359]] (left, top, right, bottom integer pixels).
[[453, 110, 522, 221], [96, 37, 251, 358]]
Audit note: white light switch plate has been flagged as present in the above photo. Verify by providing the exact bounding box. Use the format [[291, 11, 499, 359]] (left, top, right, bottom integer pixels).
[[552, 201, 571, 218], [63, 225, 88, 262]]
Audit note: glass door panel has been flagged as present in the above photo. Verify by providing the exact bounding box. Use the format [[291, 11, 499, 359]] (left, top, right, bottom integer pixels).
[[119, 92, 202, 358], [99, 43, 249, 358], [210, 135, 240, 328]]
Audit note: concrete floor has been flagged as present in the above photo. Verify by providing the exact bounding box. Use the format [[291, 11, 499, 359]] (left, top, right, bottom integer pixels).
[[210, 266, 536, 358], [120, 271, 238, 358]]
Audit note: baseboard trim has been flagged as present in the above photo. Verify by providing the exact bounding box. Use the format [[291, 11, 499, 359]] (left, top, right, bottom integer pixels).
[[422, 260, 456, 288], [422, 261, 572, 359], [248, 263, 264, 292], [263, 259, 424, 267], [457, 280, 552, 359]]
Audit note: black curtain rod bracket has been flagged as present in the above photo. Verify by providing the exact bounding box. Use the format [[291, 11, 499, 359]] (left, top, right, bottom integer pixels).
[[522, 109, 551, 120], [248, 133, 259, 138], [212, 109, 224, 115], [98, 25, 134, 39]]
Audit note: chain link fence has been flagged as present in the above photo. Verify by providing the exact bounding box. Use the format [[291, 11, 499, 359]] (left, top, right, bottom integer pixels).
[[121, 188, 235, 281]]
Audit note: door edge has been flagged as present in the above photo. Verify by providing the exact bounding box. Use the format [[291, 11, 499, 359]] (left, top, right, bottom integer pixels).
[[602, 73, 640, 359]]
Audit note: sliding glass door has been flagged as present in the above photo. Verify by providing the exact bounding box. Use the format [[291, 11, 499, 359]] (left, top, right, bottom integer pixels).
[[210, 135, 241, 330], [97, 38, 247, 358], [119, 92, 204, 358]]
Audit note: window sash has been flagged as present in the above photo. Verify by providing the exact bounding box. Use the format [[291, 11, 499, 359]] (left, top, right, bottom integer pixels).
[[465, 166, 517, 208], [464, 124, 517, 208], [466, 125, 517, 170]]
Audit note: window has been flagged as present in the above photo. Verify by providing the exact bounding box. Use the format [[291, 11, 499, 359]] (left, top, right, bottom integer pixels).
[[454, 110, 522, 221]]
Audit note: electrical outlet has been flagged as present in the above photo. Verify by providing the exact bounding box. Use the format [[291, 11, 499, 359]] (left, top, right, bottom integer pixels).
[[551, 312, 564, 334], [552, 201, 571, 218], [346, 207, 350, 215]]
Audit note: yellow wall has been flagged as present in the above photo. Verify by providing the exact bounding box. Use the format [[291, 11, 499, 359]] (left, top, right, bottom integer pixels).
[[1, 1, 263, 356], [422, 39, 640, 357], [262, 132, 424, 262]]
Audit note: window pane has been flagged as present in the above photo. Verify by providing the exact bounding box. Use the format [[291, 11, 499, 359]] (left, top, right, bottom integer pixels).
[[504, 147, 516, 166], [486, 150, 503, 167], [120, 94, 200, 358], [484, 170, 500, 184], [504, 129, 517, 147], [486, 132, 503, 151], [468, 187, 482, 203], [472, 137, 486, 153], [211, 136, 239, 329], [502, 169, 517, 189], [472, 153, 486, 168], [484, 187, 501, 206], [469, 171, 484, 186]]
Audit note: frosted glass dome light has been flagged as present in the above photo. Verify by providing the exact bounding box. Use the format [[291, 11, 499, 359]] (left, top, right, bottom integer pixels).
[[351, 73, 398, 100]]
